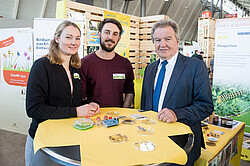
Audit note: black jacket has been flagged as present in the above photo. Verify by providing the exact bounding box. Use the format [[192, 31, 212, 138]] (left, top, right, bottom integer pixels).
[[26, 57, 84, 138]]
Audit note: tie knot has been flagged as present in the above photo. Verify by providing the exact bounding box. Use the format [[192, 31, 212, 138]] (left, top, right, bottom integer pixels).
[[162, 60, 168, 66]]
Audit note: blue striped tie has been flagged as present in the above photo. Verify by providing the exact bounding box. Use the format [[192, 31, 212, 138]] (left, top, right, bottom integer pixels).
[[153, 61, 168, 112]]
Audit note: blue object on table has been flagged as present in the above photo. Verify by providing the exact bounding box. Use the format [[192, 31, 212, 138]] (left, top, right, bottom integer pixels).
[[102, 118, 119, 127]]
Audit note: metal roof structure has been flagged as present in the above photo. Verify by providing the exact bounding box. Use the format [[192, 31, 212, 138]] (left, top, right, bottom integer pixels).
[[0, 0, 249, 41]]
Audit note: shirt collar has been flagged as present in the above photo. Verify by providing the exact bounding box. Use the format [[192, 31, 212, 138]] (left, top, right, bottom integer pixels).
[[159, 51, 179, 65]]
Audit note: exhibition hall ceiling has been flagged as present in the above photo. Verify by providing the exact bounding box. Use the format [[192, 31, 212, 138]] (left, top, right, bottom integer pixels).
[[237, 0, 250, 11], [0, 0, 249, 42]]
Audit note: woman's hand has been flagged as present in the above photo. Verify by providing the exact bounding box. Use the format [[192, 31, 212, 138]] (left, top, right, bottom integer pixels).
[[76, 104, 99, 117], [89, 102, 100, 114]]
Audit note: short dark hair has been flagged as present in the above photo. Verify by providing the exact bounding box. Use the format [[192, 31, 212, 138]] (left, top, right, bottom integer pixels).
[[98, 18, 123, 36], [200, 51, 204, 54]]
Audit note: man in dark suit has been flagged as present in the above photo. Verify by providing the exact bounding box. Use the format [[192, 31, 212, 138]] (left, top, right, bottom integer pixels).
[[141, 19, 214, 166]]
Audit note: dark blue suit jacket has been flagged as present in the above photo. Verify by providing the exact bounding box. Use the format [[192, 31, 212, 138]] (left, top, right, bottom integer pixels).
[[141, 53, 214, 165]]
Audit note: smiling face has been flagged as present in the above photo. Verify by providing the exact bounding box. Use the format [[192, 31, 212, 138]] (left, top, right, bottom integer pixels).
[[56, 25, 81, 57], [99, 23, 121, 52], [153, 26, 179, 60]]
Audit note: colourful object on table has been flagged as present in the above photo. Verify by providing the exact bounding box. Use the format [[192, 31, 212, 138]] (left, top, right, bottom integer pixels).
[[73, 118, 94, 130], [34, 107, 193, 166], [102, 118, 119, 128], [109, 133, 128, 143], [121, 117, 136, 125], [134, 140, 156, 152], [137, 126, 147, 132], [105, 111, 120, 117], [103, 115, 108, 120], [137, 125, 154, 136], [96, 117, 101, 127]]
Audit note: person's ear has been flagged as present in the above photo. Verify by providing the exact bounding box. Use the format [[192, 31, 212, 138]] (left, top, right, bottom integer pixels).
[[55, 37, 59, 43]]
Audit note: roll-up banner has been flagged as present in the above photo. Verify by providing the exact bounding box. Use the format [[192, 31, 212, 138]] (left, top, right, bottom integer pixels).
[[213, 18, 250, 133]]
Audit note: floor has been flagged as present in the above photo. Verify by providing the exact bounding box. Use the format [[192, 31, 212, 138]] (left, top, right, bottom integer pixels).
[[0, 129, 26, 166], [0, 129, 249, 166]]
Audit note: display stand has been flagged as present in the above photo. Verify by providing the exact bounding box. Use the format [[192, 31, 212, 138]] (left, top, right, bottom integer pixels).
[[139, 15, 169, 69], [56, 0, 169, 79], [195, 121, 245, 166], [198, 17, 215, 68]]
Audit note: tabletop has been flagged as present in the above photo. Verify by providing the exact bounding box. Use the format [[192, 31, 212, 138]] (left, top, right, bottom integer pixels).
[[34, 107, 193, 166]]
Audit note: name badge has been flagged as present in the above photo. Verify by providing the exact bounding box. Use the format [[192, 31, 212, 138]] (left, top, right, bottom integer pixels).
[[73, 73, 80, 79], [113, 73, 125, 79]]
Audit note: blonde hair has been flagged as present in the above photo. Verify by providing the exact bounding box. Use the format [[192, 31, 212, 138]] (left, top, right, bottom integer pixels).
[[46, 20, 81, 68]]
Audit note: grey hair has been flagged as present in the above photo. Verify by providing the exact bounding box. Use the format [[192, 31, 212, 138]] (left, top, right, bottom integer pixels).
[[151, 18, 180, 43]]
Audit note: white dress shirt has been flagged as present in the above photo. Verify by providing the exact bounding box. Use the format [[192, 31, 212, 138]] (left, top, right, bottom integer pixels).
[[154, 52, 179, 112]]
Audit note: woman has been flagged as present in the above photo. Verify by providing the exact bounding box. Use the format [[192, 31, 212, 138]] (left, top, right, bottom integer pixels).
[[25, 21, 100, 166]]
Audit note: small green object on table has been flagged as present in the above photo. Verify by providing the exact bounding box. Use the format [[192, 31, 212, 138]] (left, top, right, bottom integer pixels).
[[73, 118, 94, 130]]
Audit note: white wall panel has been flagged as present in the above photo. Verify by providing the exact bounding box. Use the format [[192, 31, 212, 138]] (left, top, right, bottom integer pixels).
[[44, 0, 58, 18], [0, 0, 16, 18], [17, 0, 44, 20]]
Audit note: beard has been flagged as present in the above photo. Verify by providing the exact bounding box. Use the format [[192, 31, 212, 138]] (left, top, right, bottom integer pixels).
[[100, 37, 118, 52]]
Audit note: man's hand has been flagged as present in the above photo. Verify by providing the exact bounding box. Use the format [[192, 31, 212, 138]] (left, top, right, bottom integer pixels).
[[123, 93, 133, 108], [157, 108, 177, 123]]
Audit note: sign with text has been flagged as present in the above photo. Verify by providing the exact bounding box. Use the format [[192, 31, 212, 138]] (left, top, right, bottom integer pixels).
[[202, 11, 211, 18], [225, 13, 237, 18], [104, 11, 130, 59], [213, 18, 250, 133], [0, 28, 33, 87], [33, 18, 84, 60]]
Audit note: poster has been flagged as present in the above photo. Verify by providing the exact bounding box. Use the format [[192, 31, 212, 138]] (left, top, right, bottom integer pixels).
[[0, 54, 1, 85], [33, 18, 85, 60], [192, 41, 201, 52], [87, 46, 99, 55], [68, 11, 85, 25], [213, 18, 250, 133], [0, 28, 33, 87], [150, 52, 157, 63], [89, 21, 100, 31], [183, 45, 194, 57], [104, 11, 130, 59], [87, 31, 99, 45]]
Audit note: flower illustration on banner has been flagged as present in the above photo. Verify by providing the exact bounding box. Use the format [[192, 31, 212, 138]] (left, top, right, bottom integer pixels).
[[0, 33, 32, 87], [13, 51, 21, 69], [2, 53, 7, 68], [28, 45, 32, 52], [2, 49, 33, 71]]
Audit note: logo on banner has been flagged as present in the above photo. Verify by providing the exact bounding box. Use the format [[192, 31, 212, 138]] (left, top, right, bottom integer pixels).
[[0, 36, 14, 48], [202, 11, 211, 18]]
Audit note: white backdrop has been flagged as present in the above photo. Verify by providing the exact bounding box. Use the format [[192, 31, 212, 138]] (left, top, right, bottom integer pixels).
[[33, 18, 85, 60], [0, 28, 33, 134], [214, 18, 250, 89]]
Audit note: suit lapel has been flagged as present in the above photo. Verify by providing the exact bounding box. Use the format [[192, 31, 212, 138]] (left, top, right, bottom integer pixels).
[[163, 53, 187, 105], [150, 60, 160, 92], [147, 60, 160, 108]]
